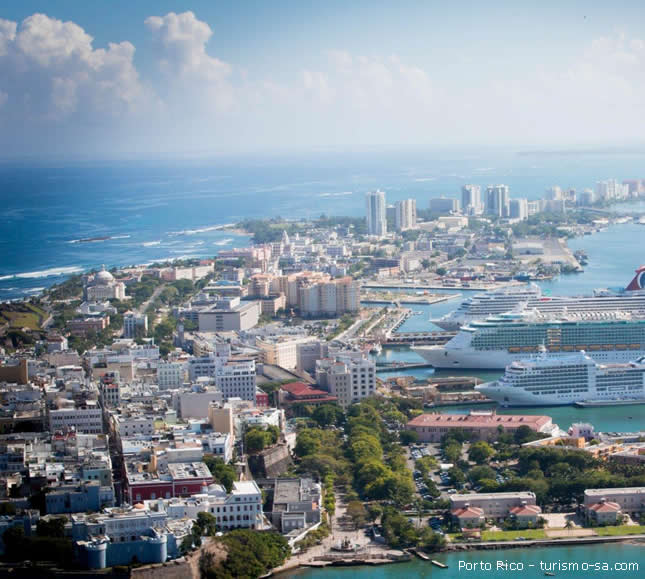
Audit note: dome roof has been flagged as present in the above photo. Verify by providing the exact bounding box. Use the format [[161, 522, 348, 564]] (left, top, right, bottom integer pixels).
[[95, 266, 114, 284]]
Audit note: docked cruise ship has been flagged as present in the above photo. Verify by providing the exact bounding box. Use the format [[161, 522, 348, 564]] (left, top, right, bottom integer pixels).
[[475, 352, 645, 406], [413, 311, 645, 369], [433, 266, 645, 331]]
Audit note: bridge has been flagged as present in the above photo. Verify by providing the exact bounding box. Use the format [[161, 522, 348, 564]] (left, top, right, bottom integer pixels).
[[384, 331, 456, 346]]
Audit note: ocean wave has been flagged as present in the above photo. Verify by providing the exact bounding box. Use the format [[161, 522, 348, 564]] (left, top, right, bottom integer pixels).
[[0, 266, 83, 280], [111, 234, 131, 240], [414, 177, 436, 182], [142, 240, 162, 247], [25, 287, 46, 293], [170, 225, 220, 236], [318, 191, 353, 197], [213, 238, 233, 246]]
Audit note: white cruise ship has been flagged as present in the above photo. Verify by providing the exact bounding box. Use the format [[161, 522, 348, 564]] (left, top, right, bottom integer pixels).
[[475, 352, 645, 406], [413, 311, 645, 369], [433, 266, 645, 331]]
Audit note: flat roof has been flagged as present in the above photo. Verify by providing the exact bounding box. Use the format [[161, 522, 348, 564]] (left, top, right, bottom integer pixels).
[[585, 487, 645, 496], [450, 491, 536, 501]]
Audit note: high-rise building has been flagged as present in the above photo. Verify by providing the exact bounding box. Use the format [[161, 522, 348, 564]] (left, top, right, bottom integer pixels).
[[545, 186, 562, 201], [366, 190, 387, 237], [315, 354, 376, 408], [395, 199, 417, 231], [509, 198, 528, 221], [461, 185, 482, 215], [485, 185, 510, 217]]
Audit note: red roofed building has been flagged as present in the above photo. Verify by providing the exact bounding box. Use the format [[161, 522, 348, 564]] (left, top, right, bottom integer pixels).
[[508, 504, 542, 527], [406, 410, 553, 442], [586, 499, 623, 525], [278, 382, 337, 415], [451, 505, 485, 528]]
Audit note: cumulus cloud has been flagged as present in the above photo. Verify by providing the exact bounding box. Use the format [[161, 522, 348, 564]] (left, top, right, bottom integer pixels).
[[0, 12, 145, 127]]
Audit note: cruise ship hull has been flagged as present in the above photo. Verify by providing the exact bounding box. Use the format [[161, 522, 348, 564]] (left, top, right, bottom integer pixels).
[[413, 345, 645, 369], [475, 381, 574, 406]]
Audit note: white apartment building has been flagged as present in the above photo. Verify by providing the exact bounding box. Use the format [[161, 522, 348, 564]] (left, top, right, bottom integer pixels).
[[206, 432, 233, 463], [123, 312, 148, 339], [157, 361, 187, 390], [299, 277, 360, 317], [256, 336, 316, 370], [215, 359, 257, 402], [315, 355, 376, 408], [366, 190, 387, 237], [112, 414, 155, 439], [49, 402, 104, 434], [395, 199, 417, 231], [461, 185, 482, 215], [509, 198, 529, 221]]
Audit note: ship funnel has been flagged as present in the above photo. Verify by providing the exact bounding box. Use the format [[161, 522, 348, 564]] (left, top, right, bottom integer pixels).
[[625, 265, 645, 291]]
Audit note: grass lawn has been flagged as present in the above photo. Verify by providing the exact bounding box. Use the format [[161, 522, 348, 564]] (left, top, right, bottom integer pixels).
[[481, 529, 546, 541], [0, 303, 46, 330], [594, 525, 645, 536]]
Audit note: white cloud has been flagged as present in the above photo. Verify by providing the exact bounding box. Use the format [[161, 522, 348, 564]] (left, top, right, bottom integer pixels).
[[0, 13, 145, 123]]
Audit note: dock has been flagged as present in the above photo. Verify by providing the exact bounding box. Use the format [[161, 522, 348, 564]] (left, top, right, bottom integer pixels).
[[384, 331, 456, 345], [375, 362, 434, 372]]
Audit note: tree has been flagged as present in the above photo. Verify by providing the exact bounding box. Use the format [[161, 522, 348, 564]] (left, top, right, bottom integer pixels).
[[448, 466, 466, 487], [203, 456, 236, 492], [469, 441, 495, 464], [367, 503, 383, 523], [443, 441, 462, 463], [399, 429, 419, 446], [312, 404, 344, 427], [346, 501, 368, 529], [36, 517, 66, 538], [195, 512, 218, 537], [436, 267, 447, 276], [294, 429, 322, 457]]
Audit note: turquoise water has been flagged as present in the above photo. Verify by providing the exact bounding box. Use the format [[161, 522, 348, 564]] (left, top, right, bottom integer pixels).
[[286, 543, 645, 578], [377, 223, 645, 432]]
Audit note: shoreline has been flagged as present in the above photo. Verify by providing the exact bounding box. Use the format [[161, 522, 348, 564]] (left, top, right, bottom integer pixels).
[[269, 534, 645, 576]]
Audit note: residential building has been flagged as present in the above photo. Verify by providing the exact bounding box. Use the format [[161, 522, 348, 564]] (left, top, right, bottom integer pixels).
[[451, 505, 485, 528], [49, 400, 103, 434], [215, 359, 257, 402], [395, 199, 417, 231], [366, 190, 387, 237], [485, 185, 510, 217], [123, 312, 148, 339], [586, 499, 623, 525], [509, 198, 528, 220], [262, 478, 322, 533], [461, 185, 482, 215], [315, 355, 376, 408], [298, 277, 360, 317], [206, 432, 234, 462], [178, 386, 223, 419], [256, 336, 316, 370], [157, 361, 187, 390], [508, 504, 542, 527]]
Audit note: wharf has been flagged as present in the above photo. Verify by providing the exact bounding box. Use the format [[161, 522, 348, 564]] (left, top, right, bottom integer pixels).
[[376, 362, 434, 372], [361, 292, 460, 306]]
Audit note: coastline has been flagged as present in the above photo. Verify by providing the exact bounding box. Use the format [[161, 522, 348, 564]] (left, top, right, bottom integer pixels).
[[269, 534, 645, 576]]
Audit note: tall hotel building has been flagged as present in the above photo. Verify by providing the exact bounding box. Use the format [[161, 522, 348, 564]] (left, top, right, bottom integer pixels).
[[366, 190, 387, 237]]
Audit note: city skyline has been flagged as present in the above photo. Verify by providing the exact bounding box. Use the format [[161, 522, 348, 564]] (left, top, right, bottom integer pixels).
[[1, 1, 645, 157]]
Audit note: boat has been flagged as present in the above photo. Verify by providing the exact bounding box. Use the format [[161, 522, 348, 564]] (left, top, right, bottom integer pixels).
[[544, 573, 556, 577], [475, 351, 645, 406], [414, 310, 645, 370], [431, 560, 448, 568], [432, 266, 645, 331]]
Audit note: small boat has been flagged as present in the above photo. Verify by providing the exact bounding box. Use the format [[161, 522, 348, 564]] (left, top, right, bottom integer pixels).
[[544, 573, 556, 577], [431, 560, 448, 568]]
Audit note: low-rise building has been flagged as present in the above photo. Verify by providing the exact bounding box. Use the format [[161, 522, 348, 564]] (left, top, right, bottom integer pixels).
[[407, 411, 553, 443], [586, 499, 623, 525], [450, 492, 537, 520], [583, 487, 645, 517], [451, 505, 485, 528], [508, 504, 542, 527], [46, 480, 115, 514]]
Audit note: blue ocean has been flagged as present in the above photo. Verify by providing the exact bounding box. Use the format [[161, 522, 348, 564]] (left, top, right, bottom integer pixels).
[[1, 148, 645, 300]]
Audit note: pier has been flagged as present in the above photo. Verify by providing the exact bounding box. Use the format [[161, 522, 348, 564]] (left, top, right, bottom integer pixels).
[[375, 362, 434, 372]]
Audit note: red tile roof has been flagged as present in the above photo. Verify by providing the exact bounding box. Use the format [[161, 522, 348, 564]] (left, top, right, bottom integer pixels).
[[451, 506, 484, 518], [408, 412, 551, 430], [588, 501, 621, 513], [509, 504, 542, 516]]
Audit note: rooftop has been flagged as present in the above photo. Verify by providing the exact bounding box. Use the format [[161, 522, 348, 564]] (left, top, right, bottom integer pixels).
[[408, 411, 551, 429]]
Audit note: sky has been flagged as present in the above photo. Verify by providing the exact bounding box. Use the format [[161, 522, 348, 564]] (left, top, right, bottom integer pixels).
[[1, 1, 645, 157]]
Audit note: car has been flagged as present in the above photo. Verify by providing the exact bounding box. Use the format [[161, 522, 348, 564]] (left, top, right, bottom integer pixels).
[[447, 489, 457, 494]]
